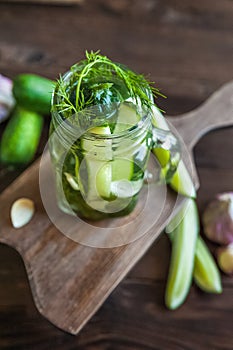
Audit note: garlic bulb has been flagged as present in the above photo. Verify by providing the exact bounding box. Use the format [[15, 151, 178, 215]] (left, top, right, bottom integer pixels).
[[0, 74, 15, 123], [202, 192, 233, 245]]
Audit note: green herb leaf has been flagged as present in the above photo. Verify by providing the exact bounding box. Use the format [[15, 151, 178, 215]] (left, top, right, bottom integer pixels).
[[54, 50, 165, 121]]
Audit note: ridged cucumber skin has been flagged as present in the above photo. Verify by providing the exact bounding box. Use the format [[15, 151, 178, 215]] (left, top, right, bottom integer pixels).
[[165, 199, 199, 310], [13, 74, 54, 115], [0, 107, 43, 165], [194, 236, 222, 294]]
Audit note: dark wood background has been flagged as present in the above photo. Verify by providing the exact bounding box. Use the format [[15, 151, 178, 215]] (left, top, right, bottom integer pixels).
[[0, 1, 233, 349]]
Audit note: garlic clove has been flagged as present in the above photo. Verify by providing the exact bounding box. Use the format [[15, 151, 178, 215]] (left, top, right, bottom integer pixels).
[[217, 244, 233, 275], [64, 172, 79, 191], [11, 198, 35, 228]]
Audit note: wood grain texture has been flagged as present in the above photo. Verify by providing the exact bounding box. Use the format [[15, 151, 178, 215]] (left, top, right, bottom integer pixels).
[[168, 81, 233, 151], [0, 0, 233, 348], [0, 82, 233, 335], [0, 0, 232, 109], [2, 0, 82, 4]]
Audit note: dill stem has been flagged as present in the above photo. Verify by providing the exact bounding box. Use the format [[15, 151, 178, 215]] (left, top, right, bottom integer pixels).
[[75, 59, 103, 107]]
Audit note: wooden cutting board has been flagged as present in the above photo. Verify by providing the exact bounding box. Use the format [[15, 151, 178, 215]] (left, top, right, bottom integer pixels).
[[0, 81, 233, 335]]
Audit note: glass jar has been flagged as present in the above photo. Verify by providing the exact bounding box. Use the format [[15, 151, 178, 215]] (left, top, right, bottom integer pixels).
[[49, 67, 180, 220]]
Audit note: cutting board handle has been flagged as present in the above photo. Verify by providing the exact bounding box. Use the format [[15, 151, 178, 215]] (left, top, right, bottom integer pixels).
[[168, 80, 233, 150]]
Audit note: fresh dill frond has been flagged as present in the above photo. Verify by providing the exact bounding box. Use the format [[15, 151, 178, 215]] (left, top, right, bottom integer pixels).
[[54, 50, 165, 121]]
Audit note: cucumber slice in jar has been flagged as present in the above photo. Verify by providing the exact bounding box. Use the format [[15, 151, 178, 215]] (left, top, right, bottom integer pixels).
[[111, 179, 142, 198], [111, 102, 140, 181], [80, 125, 112, 205], [110, 103, 144, 199], [89, 126, 111, 135], [111, 157, 138, 198], [112, 158, 134, 181], [81, 126, 112, 160], [113, 102, 140, 134], [87, 159, 112, 200]]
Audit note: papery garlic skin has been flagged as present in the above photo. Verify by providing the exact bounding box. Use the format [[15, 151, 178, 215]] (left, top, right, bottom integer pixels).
[[217, 244, 233, 275], [202, 192, 233, 245], [0, 74, 15, 123]]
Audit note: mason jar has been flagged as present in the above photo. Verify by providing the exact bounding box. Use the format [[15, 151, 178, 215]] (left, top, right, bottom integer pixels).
[[49, 68, 180, 220]]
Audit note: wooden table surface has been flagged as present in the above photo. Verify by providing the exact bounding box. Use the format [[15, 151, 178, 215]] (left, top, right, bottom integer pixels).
[[0, 1, 233, 349]]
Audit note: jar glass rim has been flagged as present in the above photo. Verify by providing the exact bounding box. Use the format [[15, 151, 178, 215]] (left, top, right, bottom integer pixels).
[[51, 70, 152, 140], [51, 104, 151, 140]]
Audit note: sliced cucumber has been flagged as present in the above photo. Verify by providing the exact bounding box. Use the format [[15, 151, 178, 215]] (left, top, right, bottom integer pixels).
[[81, 125, 112, 161], [111, 103, 139, 185], [152, 148, 170, 168], [194, 236, 222, 294], [81, 125, 112, 204], [169, 161, 196, 198], [111, 179, 142, 198], [151, 105, 169, 130], [112, 157, 134, 181], [113, 103, 140, 134], [151, 106, 196, 198], [85, 159, 112, 200], [89, 126, 111, 135], [96, 161, 112, 198]]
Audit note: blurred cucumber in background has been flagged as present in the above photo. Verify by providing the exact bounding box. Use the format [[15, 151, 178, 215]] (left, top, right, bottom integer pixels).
[[0, 73, 54, 166], [13, 74, 54, 115], [0, 107, 43, 165]]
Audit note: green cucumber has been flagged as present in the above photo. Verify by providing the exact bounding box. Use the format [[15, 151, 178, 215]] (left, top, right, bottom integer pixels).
[[89, 126, 111, 135], [13, 74, 54, 115], [152, 148, 170, 168], [81, 126, 112, 201], [193, 236, 222, 294], [169, 161, 196, 198], [112, 158, 134, 181], [81, 126, 112, 160], [113, 103, 140, 134], [151, 106, 196, 198], [111, 102, 139, 183], [0, 107, 43, 165], [111, 179, 142, 198], [85, 159, 112, 200], [165, 199, 199, 310], [151, 105, 170, 131]]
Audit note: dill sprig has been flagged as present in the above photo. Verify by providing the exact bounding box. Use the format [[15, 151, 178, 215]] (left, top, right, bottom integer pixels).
[[54, 50, 165, 120]]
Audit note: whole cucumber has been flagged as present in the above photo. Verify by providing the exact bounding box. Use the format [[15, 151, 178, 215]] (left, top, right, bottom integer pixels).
[[194, 236, 222, 293], [165, 198, 199, 310], [0, 107, 43, 165], [13, 74, 54, 115]]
